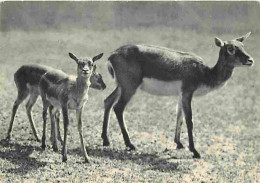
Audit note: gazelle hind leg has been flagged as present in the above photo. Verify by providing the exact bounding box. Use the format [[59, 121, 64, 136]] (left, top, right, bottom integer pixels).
[[50, 110, 63, 143], [102, 86, 120, 146], [174, 95, 185, 149], [49, 106, 58, 152], [105, 55, 142, 149], [113, 86, 139, 150], [55, 110, 63, 143], [26, 94, 40, 142], [6, 88, 29, 140]]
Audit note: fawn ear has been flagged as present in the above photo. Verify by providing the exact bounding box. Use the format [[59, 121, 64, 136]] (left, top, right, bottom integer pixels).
[[69, 52, 78, 63], [215, 37, 224, 47], [92, 53, 104, 62], [93, 65, 97, 72], [235, 32, 251, 42]]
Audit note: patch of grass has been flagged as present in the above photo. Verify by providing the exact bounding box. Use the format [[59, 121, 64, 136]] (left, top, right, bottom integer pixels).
[[0, 28, 259, 182]]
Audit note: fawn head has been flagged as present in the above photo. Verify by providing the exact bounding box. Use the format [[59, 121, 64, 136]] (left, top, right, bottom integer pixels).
[[90, 65, 106, 90], [69, 52, 104, 78], [215, 32, 254, 67]]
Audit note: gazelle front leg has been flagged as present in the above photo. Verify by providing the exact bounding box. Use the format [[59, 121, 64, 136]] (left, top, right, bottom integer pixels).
[[41, 102, 49, 150], [174, 95, 185, 149], [76, 106, 90, 163], [182, 92, 201, 158], [62, 106, 69, 162]]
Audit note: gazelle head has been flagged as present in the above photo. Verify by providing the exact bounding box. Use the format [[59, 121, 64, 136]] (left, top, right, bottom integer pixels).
[[90, 65, 106, 90], [69, 52, 104, 78], [215, 32, 254, 67]]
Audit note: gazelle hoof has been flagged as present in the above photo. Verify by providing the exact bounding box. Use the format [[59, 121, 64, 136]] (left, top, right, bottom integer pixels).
[[103, 139, 110, 146], [127, 144, 136, 151], [36, 137, 41, 142], [192, 151, 201, 159], [41, 144, 46, 150], [62, 157, 67, 162], [52, 146, 58, 152], [176, 143, 184, 149], [5, 135, 11, 141], [84, 158, 90, 163]]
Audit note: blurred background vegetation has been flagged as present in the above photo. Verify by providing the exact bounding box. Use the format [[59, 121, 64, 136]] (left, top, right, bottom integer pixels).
[[1, 1, 259, 34]]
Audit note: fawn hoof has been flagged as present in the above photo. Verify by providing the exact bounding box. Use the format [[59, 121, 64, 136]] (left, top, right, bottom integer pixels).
[[126, 143, 136, 151], [5, 135, 11, 141], [36, 137, 41, 143], [41, 144, 46, 150], [62, 157, 67, 162], [52, 146, 58, 152], [84, 158, 90, 163], [176, 143, 184, 149]]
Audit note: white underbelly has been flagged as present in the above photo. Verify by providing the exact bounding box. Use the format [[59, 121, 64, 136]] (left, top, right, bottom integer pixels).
[[139, 77, 182, 96], [139, 78, 225, 97], [194, 83, 226, 96]]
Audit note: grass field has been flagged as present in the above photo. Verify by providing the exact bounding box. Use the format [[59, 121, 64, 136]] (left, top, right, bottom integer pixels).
[[0, 28, 259, 182]]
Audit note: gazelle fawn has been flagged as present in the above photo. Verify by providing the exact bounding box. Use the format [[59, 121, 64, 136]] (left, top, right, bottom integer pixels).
[[102, 32, 254, 158], [39, 52, 103, 163], [6, 64, 106, 143]]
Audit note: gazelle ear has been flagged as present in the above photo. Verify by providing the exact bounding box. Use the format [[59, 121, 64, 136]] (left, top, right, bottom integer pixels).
[[235, 32, 251, 42], [92, 65, 97, 72], [69, 52, 78, 63], [92, 53, 104, 62], [215, 37, 224, 47]]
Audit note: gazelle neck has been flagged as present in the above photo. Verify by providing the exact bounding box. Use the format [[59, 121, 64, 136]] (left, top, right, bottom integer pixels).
[[76, 76, 90, 95], [206, 51, 234, 88]]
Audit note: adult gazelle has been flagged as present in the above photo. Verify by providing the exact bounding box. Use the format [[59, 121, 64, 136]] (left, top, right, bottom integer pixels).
[[102, 33, 254, 158]]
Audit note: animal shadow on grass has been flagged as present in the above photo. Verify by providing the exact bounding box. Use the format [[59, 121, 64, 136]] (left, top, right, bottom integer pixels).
[[0, 139, 46, 175], [70, 146, 182, 172]]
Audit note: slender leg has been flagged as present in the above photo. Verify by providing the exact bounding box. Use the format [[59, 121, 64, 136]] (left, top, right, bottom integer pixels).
[[174, 95, 185, 149], [26, 94, 40, 142], [50, 106, 58, 152], [62, 106, 69, 162], [113, 87, 136, 150], [102, 86, 120, 146], [55, 110, 63, 142], [182, 92, 200, 158], [77, 107, 90, 163], [41, 104, 49, 150], [6, 89, 29, 140]]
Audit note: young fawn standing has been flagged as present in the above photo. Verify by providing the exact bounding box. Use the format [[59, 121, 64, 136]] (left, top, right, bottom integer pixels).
[[102, 32, 254, 158], [39, 52, 103, 163], [6, 64, 106, 143]]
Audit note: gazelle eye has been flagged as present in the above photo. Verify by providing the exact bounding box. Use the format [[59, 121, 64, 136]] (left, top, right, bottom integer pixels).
[[227, 46, 235, 55]]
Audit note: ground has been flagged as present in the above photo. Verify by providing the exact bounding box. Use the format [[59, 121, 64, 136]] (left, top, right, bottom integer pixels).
[[0, 28, 259, 182]]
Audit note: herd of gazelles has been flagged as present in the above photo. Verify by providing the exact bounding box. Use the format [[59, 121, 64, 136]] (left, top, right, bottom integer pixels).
[[5, 32, 254, 163]]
